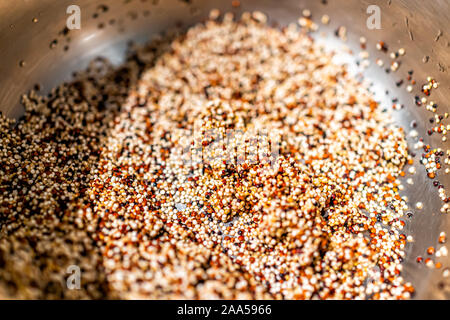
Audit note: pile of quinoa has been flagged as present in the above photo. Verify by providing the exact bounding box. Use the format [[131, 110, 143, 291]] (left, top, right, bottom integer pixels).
[[0, 12, 415, 299]]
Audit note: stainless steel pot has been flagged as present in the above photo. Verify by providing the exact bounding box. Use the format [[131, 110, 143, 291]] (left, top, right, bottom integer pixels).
[[0, 0, 449, 299]]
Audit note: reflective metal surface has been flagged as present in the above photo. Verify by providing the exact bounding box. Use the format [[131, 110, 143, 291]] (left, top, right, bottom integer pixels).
[[0, 0, 448, 299]]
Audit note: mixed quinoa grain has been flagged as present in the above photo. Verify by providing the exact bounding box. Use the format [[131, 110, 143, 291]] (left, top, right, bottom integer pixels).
[[0, 13, 416, 299]]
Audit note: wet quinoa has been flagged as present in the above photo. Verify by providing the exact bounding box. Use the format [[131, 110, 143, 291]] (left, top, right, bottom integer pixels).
[[0, 12, 414, 299]]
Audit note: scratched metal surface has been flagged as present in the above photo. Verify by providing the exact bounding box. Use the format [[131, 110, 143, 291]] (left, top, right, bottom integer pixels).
[[0, 0, 448, 299]]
